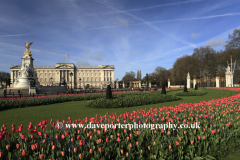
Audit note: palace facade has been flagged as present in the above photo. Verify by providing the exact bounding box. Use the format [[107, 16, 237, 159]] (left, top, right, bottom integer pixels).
[[10, 63, 115, 89]]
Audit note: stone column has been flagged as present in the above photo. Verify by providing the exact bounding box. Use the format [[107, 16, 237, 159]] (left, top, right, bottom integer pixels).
[[101, 70, 104, 84], [187, 72, 191, 89], [216, 76, 220, 87], [123, 81, 125, 88], [112, 70, 114, 83], [149, 82, 151, 88], [225, 66, 231, 87], [10, 70, 13, 88], [100, 83, 103, 89], [116, 81, 119, 89], [139, 80, 141, 88], [193, 78, 196, 88], [168, 79, 170, 88]]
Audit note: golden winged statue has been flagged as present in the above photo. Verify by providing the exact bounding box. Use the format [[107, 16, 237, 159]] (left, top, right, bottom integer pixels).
[[24, 41, 33, 56], [25, 41, 33, 51]]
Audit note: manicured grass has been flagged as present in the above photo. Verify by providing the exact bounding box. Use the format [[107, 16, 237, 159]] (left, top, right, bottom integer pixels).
[[0, 88, 239, 159]]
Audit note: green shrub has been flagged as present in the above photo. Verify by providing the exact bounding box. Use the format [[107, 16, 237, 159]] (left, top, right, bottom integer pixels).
[[87, 92, 181, 108], [161, 83, 166, 94], [106, 85, 113, 99], [174, 90, 207, 96], [195, 84, 198, 90], [184, 84, 188, 92]]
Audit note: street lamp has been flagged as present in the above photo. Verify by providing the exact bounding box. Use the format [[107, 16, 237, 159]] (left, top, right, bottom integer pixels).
[[70, 72, 73, 92], [50, 77, 53, 86], [79, 78, 81, 89], [146, 73, 148, 89]]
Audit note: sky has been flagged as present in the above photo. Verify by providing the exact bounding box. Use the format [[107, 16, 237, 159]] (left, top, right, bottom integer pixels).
[[0, 0, 240, 80]]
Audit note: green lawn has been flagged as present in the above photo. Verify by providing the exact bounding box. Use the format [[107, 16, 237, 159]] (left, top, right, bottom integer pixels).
[[0, 88, 239, 159]]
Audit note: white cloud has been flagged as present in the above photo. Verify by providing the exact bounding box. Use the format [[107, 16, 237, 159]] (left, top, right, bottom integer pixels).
[[90, 56, 101, 60], [191, 32, 200, 38], [76, 61, 90, 66], [116, 17, 128, 26], [205, 39, 224, 47]]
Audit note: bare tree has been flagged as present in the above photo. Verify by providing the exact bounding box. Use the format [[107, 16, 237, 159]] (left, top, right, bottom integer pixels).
[[225, 28, 240, 50]]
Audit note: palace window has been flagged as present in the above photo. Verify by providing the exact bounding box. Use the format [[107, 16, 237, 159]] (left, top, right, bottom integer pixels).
[[95, 78, 97, 81], [45, 73, 47, 76], [107, 78, 109, 81], [110, 78, 111, 81], [40, 73, 42, 77], [87, 73, 89, 76], [99, 73, 101, 76], [40, 79, 42, 82], [99, 78, 101, 81], [110, 73, 111, 76], [91, 78, 93, 81], [95, 85, 97, 87], [104, 78, 106, 81], [83, 73, 85, 76], [53, 73, 55, 76], [45, 79, 46, 82], [87, 78, 89, 82], [95, 73, 97, 76], [49, 73, 51, 76], [54, 79, 55, 82], [79, 73, 81, 76], [83, 78, 85, 82]]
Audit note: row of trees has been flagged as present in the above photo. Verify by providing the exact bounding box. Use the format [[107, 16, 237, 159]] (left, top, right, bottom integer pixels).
[[121, 28, 240, 86], [0, 71, 10, 83]]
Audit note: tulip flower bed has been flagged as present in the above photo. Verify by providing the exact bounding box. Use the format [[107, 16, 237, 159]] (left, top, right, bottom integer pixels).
[[86, 92, 181, 108], [173, 89, 208, 96], [0, 92, 150, 111], [1, 91, 240, 159]]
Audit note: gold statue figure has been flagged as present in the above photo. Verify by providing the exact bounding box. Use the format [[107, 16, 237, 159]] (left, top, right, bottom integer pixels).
[[25, 41, 33, 51], [24, 41, 33, 57]]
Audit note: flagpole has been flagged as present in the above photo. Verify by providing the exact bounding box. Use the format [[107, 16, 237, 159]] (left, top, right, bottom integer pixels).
[[66, 53, 67, 63]]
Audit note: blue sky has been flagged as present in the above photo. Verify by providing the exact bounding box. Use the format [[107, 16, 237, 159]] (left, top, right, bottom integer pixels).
[[0, 0, 240, 80]]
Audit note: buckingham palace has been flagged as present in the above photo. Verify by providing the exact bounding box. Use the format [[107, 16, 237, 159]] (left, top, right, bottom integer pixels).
[[10, 63, 115, 89]]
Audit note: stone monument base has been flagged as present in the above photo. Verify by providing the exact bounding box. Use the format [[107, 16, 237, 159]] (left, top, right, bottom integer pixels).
[[29, 87, 36, 94], [14, 77, 30, 88]]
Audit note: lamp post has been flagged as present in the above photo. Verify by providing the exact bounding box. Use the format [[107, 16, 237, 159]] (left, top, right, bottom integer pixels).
[[79, 78, 81, 89], [50, 77, 53, 86], [70, 72, 73, 93], [146, 73, 148, 90]]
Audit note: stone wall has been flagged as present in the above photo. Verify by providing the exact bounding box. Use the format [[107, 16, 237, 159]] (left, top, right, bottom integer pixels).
[[36, 86, 67, 93], [169, 85, 184, 88]]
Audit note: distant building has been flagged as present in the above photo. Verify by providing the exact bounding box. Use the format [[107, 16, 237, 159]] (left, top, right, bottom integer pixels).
[[10, 63, 115, 89]]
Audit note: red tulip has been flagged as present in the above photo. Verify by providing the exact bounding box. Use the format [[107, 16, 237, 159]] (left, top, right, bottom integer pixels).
[[99, 147, 102, 152], [22, 149, 27, 156], [61, 151, 65, 156], [52, 145, 55, 150], [44, 133, 48, 138], [61, 134, 65, 139], [65, 131, 69, 136], [25, 138, 28, 143], [32, 144, 36, 150], [90, 148, 92, 153], [74, 147, 77, 153], [129, 143, 132, 148], [211, 130, 215, 134], [117, 137, 121, 142], [16, 144, 20, 149], [169, 145, 171, 149], [137, 131, 140, 135], [190, 140, 193, 145], [0, 152, 3, 157], [176, 141, 179, 145], [6, 144, 10, 150], [79, 153, 82, 159], [40, 153, 44, 160], [11, 127, 15, 132], [20, 133, 25, 139]]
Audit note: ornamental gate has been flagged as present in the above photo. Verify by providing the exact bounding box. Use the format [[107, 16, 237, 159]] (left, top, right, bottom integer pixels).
[[195, 76, 225, 87]]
